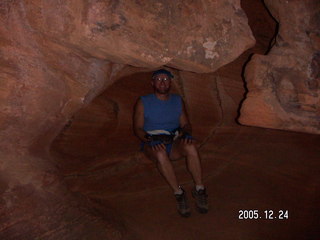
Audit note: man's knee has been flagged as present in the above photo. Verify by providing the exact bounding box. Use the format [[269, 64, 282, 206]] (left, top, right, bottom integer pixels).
[[182, 142, 198, 157], [145, 147, 169, 163], [153, 149, 171, 164]]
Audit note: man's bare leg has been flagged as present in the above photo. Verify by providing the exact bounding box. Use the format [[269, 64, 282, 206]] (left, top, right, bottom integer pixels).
[[144, 145, 180, 193], [184, 144, 203, 187], [170, 140, 204, 187], [145, 144, 191, 217], [172, 141, 208, 213]]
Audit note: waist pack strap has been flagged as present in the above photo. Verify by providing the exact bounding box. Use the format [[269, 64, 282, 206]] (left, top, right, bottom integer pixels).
[[149, 134, 174, 144]]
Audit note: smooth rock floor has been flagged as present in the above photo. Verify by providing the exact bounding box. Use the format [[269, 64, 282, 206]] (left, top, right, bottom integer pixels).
[[62, 126, 320, 240]]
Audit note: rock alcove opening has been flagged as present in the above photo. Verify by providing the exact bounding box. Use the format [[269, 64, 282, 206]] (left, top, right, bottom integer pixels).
[[50, 69, 224, 176], [50, 0, 278, 176]]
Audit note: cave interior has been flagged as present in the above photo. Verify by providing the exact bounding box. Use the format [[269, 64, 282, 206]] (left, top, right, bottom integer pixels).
[[0, 0, 319, 239]]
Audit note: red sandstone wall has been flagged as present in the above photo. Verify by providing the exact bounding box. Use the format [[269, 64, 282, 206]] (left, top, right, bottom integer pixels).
[[0, 0, 318, 239], [239, 0, 320, 134]]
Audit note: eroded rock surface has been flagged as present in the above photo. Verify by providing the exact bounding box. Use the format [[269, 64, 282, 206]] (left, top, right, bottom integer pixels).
[[0, 0, 254, 239], [21, 0, 255, 72], [239, 0, 320, 134]]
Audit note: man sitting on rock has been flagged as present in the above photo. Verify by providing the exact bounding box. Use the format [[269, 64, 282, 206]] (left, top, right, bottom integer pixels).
[[133, 69, 208, 217]]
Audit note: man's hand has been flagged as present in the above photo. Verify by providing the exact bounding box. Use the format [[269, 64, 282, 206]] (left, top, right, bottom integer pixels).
[[180, 134, 194, 144], [144, 134, 152, 143], [151, 143, 166, 151], [145, 135, 166, 151]]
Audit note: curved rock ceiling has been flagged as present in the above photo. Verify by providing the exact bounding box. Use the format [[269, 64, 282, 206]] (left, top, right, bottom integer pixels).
[[23, 0, 255, 72], [0, 0, 255, 153]]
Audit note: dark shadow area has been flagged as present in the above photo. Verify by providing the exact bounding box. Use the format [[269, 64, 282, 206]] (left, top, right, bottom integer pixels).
[[235, 0, 279, 124], [50, 71, 152, 173], [262, 0, 280, 55]]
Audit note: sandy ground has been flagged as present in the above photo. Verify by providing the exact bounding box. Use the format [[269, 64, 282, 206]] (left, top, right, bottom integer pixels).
[[63, 126, 320, 240]]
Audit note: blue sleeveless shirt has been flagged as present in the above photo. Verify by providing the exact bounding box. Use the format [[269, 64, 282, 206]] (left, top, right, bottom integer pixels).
[[141, 94, 182, 132]]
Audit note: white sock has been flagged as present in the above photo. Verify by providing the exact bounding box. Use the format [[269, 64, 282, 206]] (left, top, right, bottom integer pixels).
[[196, 185, 205, 191], [174, 186, 183, 195]]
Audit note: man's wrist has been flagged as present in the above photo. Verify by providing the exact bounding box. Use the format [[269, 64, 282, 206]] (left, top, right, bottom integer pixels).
[[144, 134, 152, 142], [180, 128, 192, 137], [181, 132, 193, 140]]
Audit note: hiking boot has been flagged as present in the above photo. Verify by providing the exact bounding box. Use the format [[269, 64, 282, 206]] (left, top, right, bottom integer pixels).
[[192, 188, 208, 214], [174, 189, 191, 217]]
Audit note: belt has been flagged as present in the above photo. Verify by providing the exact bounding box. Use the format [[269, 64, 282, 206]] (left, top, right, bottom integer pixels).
[[146, 129, 180, 144]]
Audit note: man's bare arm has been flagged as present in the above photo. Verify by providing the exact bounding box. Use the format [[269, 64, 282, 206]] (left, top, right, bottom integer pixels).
[[133, 98, 149, 142], [179, 99, 192, 135]]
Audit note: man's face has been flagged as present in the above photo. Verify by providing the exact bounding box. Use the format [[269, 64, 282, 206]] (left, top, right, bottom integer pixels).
[[152, 73, 171, 94]]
